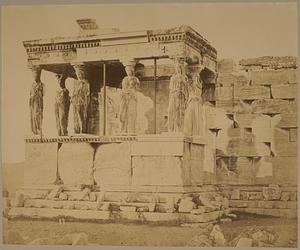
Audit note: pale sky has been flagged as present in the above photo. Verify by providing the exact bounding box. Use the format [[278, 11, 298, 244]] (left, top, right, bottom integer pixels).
[[1, 3, 298, 163]]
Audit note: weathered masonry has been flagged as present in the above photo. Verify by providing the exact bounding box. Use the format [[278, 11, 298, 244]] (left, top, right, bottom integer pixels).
[[9, 19, 297, 222]]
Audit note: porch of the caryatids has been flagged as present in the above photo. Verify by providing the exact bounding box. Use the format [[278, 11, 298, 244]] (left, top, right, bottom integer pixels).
[[71, 63, 90, 134], [54, 72, 70, 136], [119, 59, 140, 134], [167, 57, 189, 133], [29, 65, 45, 136]]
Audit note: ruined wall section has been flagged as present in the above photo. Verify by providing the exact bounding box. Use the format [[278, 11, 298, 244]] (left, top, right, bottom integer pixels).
[[215, 56, 297, 217]]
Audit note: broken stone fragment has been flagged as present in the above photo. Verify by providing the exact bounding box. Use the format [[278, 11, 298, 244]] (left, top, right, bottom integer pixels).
[[47, 186, 63, 200], [220, 218, 232, 223], [226, 213, 237, 219], [79, 187, 91, 201], [240, 192, 250, 200], [251, 229, 278, 245], [190, 234, 213, 247], [136, 206, 149, 212], [165, 197, 176, 213], [89, 192, 97, 202], [99, 202, 110, 211], [13, 192, 25, 207], [289, 192, 297, 201], [221, 197, 229, 209], [97, 191, 105, 202], [23, 190, 49, 199], [198, 196, 219, 211], [190, 206, 206, 215], [248, 192, 263, 200], [236, 237, 253, 247], [230, 189, 240, 200], [280, 192, 290, 201], [178, 197, 196, 213], [148, 203, 156, 212], [59, 193, 68, 200], [120, 206, 136, 212], [209, 225, 226, 246], [262, 185, 281, 200]]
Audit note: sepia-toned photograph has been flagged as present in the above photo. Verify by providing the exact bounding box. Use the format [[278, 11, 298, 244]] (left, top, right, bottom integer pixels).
[[1, 1, 298, 248]]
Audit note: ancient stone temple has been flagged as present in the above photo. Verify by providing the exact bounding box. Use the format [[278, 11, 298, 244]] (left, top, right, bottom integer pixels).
[[9, 19, 297, 222]]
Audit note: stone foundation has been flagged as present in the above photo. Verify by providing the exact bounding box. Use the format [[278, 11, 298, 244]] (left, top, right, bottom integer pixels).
[[224, 184, 297, 218]]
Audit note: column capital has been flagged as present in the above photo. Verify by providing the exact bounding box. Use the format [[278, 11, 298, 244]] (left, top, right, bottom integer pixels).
[[72, 62, 88, 80], [120, 58, 138, 68], [170, 56, 188, 64], [187, 64, 204, 76], [28, 64, 42, 70]]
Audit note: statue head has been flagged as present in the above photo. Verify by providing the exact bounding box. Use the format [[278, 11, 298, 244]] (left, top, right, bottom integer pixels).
[[55, 74, 67, 88], [125, 65, 134, 77], [32, 66, 41, 83], [173, 58, 186, 75]]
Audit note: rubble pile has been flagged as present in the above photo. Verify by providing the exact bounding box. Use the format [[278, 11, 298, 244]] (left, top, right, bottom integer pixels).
[[190, 224, 226, 247], [230, 227, 278, 247]]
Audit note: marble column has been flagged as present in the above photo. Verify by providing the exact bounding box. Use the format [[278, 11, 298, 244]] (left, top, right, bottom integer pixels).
[[167, 57, 189, 133], [119, 59, 140, 134], [29, 65, 45, 136], [54, 72, 70, 136], [71, 63, 90, 134]]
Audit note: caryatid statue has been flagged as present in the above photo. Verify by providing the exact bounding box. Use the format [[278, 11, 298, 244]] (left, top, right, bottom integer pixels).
[[72, 63, 90, 134], [119, 61, 140, 134], [167, 58, 189, 132], [54, 73, 70, 136], [29, 66, 45, 136], [183, 66, 204, 136]]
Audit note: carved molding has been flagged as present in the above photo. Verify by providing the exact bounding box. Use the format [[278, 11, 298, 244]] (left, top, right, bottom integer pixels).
[[25, 136, 137, 143]]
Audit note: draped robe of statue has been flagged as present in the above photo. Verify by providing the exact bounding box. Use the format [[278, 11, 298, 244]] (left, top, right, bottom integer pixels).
[[29, 81, 45, 135], [168, 72, 189, 132], [55, 75, 70, 136], [119, 75, 140, 134], [71, 80, 90, 134], [183, 75, 204, 136]]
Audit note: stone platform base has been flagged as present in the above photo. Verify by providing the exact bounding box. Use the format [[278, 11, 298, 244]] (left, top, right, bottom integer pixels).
[[9, 207, 222, 224], [9, 184, 230, 224]]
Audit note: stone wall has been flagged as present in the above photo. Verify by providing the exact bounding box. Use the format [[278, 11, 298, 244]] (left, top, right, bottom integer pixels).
[[215, 57, 297, 186], [214, 56, 297, 217]]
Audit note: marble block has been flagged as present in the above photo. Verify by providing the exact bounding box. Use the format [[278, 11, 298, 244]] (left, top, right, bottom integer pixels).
[[94, 142, 132, 187], [24, 142, 58, 185], [58, 143, 94, 186], [132, 156, 187, 186]]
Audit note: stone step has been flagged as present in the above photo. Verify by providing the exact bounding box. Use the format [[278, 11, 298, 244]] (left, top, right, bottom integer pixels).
[[23, 199, 156, 211], [229, 200, 297, 209], [8, 207, 222, 223]]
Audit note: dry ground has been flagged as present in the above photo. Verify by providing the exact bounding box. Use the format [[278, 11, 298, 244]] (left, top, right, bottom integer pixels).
[[2, 214, 298, 247]]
